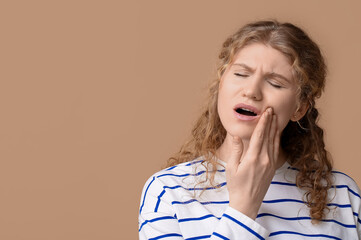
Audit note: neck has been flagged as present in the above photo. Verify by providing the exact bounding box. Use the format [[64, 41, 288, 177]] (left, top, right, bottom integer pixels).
[[215, 133, 287, 169]]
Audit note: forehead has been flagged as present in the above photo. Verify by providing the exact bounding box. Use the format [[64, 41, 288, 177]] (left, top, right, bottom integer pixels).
[[231, 43, 294, 79]]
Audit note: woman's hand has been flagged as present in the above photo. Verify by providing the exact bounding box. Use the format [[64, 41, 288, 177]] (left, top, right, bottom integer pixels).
[[226, 107, 281, 219]]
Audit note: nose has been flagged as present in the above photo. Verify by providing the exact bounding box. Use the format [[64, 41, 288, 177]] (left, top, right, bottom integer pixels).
[[242, 75, 262, 101]]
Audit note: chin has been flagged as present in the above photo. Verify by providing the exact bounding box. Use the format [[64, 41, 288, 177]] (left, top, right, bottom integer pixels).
[[226, 125, 254, 141]]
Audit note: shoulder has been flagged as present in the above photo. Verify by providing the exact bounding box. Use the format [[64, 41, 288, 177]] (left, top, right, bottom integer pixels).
[[151, 156, 207, 183], [281, 164, 361, 204], [140, 156, 208, 195], [139, 156, 212, 214], [331, 170, 361, 208], [159, 156, 206, 176], [332, 170, 360, 194], [284, 164, 360, 194], [140, 156, 226, 198]]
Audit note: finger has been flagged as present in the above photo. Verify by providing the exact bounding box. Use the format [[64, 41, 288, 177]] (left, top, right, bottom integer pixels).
[[268, 114, 277, 141], [227, 135, 244, 170], [273, 127, 281, 163], [248, 108, 272, 155], [267, 114, 277, 156], [262, 109, 274, 152]]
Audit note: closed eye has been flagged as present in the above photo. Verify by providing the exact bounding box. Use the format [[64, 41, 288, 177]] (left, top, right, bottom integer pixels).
[[234, 73, 248, 77], [269, 82, 282, 89]]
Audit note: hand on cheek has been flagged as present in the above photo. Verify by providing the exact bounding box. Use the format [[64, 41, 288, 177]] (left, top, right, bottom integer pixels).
[[226, 108, 281, 219]]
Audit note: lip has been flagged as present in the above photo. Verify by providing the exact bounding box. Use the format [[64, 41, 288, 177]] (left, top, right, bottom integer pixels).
[[233, 103, 261, 121]]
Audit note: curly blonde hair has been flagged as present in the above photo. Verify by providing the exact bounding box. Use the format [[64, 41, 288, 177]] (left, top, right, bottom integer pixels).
[[166, 20, 333, 222]]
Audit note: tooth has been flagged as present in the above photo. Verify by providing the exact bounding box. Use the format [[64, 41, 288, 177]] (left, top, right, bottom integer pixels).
[[241, 108, 253, 113]]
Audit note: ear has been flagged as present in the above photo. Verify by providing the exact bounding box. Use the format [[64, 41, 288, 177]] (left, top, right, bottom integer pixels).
[[290, 101, 309, 122]]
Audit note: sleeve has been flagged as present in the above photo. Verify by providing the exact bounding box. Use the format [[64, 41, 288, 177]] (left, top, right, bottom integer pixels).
[[357, 204, 361, 237], [352, 182, 361, 237], [212, 206, 270, 239], [138, 176, 183, 239], [138, 175, 270, 240], [341, 175, 361, 238]]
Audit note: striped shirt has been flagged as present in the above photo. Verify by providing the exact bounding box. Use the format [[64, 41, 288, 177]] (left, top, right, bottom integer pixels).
[[139, 157, 361, 239]]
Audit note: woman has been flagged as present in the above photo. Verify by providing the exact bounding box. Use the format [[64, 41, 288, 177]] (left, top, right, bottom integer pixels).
[[138, 20, 361, 239]]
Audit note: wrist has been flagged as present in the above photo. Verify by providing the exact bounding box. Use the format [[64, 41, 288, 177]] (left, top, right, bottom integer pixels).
[[229, 201, 259, 220]]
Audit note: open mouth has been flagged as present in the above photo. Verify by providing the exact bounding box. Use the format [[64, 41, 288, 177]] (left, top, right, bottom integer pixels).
[[235, 108, 258, 116]]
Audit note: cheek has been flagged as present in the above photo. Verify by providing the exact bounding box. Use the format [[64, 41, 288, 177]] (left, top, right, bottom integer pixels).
[[217, 86, 235, 131], [217, 83, 233, 114], [274, 102, 297, 131], [217, 90, 228, 121], [277, 115, 291, 133]]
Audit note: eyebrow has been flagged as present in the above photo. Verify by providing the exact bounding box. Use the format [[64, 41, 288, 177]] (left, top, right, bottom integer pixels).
[[232, 63, 292, 83]]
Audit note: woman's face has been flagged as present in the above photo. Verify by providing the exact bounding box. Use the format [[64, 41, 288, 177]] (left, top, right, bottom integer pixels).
[[217, 43, 307, 140]]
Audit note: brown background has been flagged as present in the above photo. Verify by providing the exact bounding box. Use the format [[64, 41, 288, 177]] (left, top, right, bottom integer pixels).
[[1, 0, 360, 239]]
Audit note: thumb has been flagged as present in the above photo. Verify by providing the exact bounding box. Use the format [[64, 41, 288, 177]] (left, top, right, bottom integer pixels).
[[228, 135, 243, 169]]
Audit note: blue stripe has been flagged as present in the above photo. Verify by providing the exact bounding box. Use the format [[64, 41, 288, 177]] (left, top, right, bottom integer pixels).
[[164, 159, 205, 172], [178, 214, 220, 223], [159, 173, 195, 178], [353, 212, 361, 224], [257, 213, 310, 221], [172, 199, 197, 205], [164, 182, 227, 191], [185, 235, 211, 240], [263, 198, 305, 204], [172, 197, 353, 209], [154, 182, 227, 213], [270, 181, 361, 200], [288, 166, 349, 176], [287, 166, 299, 171], [269, 231, 341, 239], [271, 181, 297, 186], [223, 214, 265, 240], [154, 190, 166, 212], [158, 169, 225, 178], [172, 199, 229, 205], [288, 166, 354, 182], [331, 170, 355, 181], [334, 185, 361, 199], [263, 198, 352, 208], [149, 233, 183, 240], [212, 232, 229, 240], [139, 216, 175, 232], [321, 219, 356, 228], [186, 160, 204, 166], [165, 166, 177, 171], [139, 177, 155, 214], [327, 203, 352, 208], [288, 167, 355, 186], [257, 213, 356, 228]]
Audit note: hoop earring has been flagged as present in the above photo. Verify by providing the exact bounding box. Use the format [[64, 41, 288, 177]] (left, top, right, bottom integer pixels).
[[296, 120, 308, 131]]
